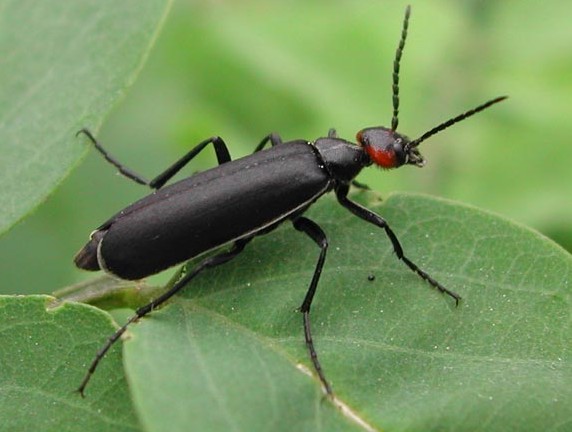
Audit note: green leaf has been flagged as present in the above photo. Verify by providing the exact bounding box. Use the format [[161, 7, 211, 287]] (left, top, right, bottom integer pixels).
[[0, 0, 172, 236], [126, 303, 361, 432], [0, 295, 140, 432], [5, 194, 570, 431], [119, 193, 571, 431]]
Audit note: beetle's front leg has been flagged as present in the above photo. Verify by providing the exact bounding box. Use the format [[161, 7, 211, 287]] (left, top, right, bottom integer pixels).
[[335, 183, 461, 304]]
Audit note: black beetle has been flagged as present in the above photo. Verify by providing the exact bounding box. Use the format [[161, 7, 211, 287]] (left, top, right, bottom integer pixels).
[[75, 5, 506, 396]]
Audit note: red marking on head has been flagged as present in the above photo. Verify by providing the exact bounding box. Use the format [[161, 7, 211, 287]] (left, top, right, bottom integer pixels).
[[364, 145, 398, 168], [356, 128, 400, 169]]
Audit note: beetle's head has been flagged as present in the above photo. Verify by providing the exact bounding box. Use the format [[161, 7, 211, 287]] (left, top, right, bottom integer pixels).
[[356, 127, 424, 169], [358, 5, 506, 170]]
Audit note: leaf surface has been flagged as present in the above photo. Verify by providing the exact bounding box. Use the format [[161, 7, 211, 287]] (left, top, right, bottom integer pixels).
[[121, 193, 572, 431], [0, 295, 140, 432]]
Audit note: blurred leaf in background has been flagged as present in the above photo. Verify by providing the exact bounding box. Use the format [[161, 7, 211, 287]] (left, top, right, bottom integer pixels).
[[0, 1, 570, 295]]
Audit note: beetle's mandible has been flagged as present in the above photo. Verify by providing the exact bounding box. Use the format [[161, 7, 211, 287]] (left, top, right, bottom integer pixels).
[[75, 5, 506, 397]]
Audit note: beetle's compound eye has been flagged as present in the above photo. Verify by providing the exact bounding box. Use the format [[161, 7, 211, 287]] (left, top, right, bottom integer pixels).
[[356, 127, 408, 169]]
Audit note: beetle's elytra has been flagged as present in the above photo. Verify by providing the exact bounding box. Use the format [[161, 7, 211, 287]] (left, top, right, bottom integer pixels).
[[75, 5, 506, 397]]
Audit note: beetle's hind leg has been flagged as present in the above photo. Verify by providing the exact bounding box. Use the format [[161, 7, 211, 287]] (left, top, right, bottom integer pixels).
[[76, 128, 151, 186], [77, 128, 234, 189]]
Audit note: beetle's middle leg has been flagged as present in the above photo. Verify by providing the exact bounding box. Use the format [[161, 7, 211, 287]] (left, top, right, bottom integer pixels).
[[292, 216, 333, 395], [77, 128, 233, 189], [77, 238, 251, 397], [254, 132, 283, 152]]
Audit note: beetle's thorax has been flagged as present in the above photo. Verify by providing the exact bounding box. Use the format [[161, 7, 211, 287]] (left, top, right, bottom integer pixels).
[[356, 127, 425, 169], [313, 137, 370, 183]]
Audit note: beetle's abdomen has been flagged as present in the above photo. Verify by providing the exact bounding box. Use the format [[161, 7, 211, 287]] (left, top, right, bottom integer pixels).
[[74, 230, 106, 271], [82, 141, 331, 280]]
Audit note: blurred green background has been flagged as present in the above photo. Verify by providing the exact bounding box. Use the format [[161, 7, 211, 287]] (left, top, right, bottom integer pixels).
[[1, 0, 570, 295]]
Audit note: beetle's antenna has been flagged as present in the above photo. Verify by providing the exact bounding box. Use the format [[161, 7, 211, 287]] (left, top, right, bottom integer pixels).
[[409, 96, 508, 148], [391, 5, 411, 132]]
